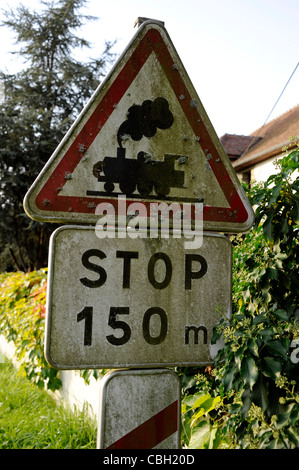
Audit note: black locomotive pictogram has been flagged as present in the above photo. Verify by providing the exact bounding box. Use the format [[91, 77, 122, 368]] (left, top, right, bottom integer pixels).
[[92, 97, 186, 198], [93, 147, 185, 197]]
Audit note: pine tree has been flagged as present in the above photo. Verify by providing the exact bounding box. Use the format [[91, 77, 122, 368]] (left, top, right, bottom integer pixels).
[[0, 0, 115, 271]]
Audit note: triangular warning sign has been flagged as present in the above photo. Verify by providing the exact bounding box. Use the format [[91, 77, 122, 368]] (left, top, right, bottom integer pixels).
[[24, 20, 254, 232]]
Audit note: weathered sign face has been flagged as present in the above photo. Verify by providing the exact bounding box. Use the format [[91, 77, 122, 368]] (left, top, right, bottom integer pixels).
[[45, 226, 231, 369], [24, 20, 254, 233]]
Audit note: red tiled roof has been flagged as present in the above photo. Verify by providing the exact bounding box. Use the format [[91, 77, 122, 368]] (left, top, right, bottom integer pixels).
[[220, 134, 260, 159]]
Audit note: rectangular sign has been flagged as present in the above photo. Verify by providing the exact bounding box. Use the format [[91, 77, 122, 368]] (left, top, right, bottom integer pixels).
[[45, 226, 231, 369]]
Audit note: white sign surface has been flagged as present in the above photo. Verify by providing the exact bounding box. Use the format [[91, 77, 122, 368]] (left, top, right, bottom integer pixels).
[[45, 226, 231, 369]]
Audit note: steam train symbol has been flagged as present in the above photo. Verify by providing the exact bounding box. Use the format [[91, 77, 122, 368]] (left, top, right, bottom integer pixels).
[[92, 97, 187, 198], [92, 147, 186, 197]]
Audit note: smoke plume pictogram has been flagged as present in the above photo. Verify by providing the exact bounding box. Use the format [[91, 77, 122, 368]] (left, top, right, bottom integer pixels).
[[117, 97, 174, 147]]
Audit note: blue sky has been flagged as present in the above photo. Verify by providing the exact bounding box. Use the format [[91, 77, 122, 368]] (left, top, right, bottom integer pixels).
[[0, 0, 298, 138]]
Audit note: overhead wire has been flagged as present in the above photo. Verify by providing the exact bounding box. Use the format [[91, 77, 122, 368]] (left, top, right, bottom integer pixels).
[[241, 61, 299, 158]]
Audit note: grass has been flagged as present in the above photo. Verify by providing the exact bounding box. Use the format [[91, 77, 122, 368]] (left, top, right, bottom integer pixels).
[[0, 358, 97, 449]]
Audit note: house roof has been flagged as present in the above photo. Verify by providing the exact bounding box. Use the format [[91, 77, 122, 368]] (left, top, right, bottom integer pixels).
[[220, 104, 299, 172], [220, 134, 260, 160]]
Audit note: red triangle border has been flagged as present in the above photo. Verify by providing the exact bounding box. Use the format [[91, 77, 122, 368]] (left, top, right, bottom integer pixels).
[[35, 27, 249, 225]]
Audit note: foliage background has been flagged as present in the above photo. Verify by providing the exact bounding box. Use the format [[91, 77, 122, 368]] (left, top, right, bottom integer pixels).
[[0, 0, 298, 450], [0, 0, 115, 272], [0, 268, 60, 391], [180, 144, 299, 449], [0, 145, 298, 448]]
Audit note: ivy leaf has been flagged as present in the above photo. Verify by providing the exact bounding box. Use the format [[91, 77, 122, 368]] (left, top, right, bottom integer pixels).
[[241, 387, 252, 417], [192, 397, 221, 422], [191, 394, 212, 411], [261, 356, 282, 378], [291, 273, 299, 296], [211, 325, 222, 344], [242, 287, 251, 301], [251, 374, 269, 411], [259, 327, 274, 342], [240, 356, 259, 389], [269, 183, 282, 205], [280, 216, 290, 236], [253, 314, 267, 325], [290, 403, 299, 426], [234, 346, 244, 369], [223, 363, 238, 391], [183, 393, 203, 408], [266, 267, 278, 280], [188, 420, 210, 449], [292, 197, 299, 224], [263, 214, 274, 242], [229, 403, 242, 414], [276, 411, 290, 429], [285, 427, 299, 448], [266, 340, 288, 360], [272, 309, 289, 321], [248, 338, 259, 356]]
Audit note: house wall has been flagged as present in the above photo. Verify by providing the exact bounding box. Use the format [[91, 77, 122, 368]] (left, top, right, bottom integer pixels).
[[250, 155, 280, 183], [237, 155, 281, 184], [237, 150, 298, 184]]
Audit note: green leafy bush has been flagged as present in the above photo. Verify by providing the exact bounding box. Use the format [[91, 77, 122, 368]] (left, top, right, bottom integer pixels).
[[181, 144, 299, 449], [0, 268, 61, 391], [181, 391, 230, 449], [0, 269, 104, 391], [1, 144, 298, 448]]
